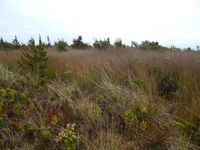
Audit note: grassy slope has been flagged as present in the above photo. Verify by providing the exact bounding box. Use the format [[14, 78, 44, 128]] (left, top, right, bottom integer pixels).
[[0, 48, 200, 149]]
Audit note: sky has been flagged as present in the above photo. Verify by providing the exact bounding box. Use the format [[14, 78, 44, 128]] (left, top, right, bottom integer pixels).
[[0, 0, 200, 48]]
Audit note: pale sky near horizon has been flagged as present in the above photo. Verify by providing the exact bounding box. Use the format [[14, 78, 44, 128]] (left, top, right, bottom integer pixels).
[[0, 0, 200, 48]]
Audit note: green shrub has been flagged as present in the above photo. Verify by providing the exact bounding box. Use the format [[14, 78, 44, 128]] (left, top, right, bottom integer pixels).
[[55, 40, 68, 51], [0, 88, 7, 97], [124, 110, 137, 127], [23, 124, 36, 141], [138, 105, 149, 116], [38, 125, 51, 140], [157, 74, 180, 99]]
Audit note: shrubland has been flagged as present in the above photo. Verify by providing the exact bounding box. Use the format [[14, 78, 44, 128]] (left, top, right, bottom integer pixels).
[[0, 37, 200, 149]]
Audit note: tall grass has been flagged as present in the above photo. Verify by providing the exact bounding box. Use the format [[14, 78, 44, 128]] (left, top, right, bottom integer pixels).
[[1, 47, 200, 149]]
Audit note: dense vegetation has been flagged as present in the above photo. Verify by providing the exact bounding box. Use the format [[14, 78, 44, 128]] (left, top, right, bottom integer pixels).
[[0, 36, 200, 149], [1, 35, 198, 51]]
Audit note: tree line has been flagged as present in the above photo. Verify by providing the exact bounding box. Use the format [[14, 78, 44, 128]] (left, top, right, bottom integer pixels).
[[1, 35, 198, 51]]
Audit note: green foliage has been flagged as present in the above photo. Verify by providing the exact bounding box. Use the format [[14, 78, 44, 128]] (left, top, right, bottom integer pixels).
[[132, 40, 169, 50], [23, 123, 36, 140], [38, 125, 51, 140], [106, 91, 117, 101], [124, 110, 137, 127], [140, 40, 162, 50], [0, 117, 4, 127], [55, 124, 84, 150], [7, 88, 15, 101], [88, 105, 102, 120], [19, 91, 28, 103], [0, 37, 17, 50], [55, 40, 68, 51], [139, 120, 148, 131], [18, 42, 48, 80], [12, 35, 21, 49], [51, 115, 59, 125], [133, 77, 145, 89], [13, 102, 23, 116], [114, 39, 125, 48], [171, 120, 186, 129], [49, 90, 59, 101], [157, 74, 180, 99], [138, 105, 149, 116], [71, 36, 90, 49], [47, 36, 51, 47], [28, 37, 35, 46], [77, 77, 97, 94], [93, 38, 111, 49], [131, 41, 138, 48], [0, 88, 7, 97], [125, 98, 136, 109], [0, 101, 4, 113]]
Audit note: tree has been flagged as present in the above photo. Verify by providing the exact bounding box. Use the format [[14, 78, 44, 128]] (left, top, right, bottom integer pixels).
[[131, 41, 138, 48], [93, 38, 111, 49], [12, 35, 20, 49], [196, 46, 199, 51], [71, 36, 90, 49], [0, 37, 4, 50], [19, 41, 48, 80], [47, 36, 51, 47], [28, 37, 35, 46], [55, 39, 68, 51], [39, 35, 42, 46], [114, 39, 124, 48]]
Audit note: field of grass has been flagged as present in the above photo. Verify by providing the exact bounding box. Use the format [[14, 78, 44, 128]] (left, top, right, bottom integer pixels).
[[0, 47, 200, 149]]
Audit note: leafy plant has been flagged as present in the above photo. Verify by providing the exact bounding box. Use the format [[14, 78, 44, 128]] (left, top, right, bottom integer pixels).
[[124, 110, 137, 127], [38, 125, 51, 140], [55, 124, 84, 150], [139, 120, 147, 131], [138, 105, 149, 116], [0, 88, 7, 97], [157, 74, 180, 99]]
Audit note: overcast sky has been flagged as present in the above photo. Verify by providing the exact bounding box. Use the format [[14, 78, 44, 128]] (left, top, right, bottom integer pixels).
[[0, 0, 200, 48]]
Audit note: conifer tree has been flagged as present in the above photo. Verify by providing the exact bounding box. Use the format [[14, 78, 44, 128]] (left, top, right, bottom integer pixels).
[[19, 37, 48, 80]]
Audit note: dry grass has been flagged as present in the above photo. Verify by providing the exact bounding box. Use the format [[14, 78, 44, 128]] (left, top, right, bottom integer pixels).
[[1, 47, 200, 149]]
